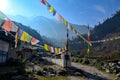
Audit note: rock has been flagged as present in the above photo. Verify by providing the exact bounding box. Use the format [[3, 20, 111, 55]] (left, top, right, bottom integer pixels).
[[74, 72, 81, 76], [113, 69, 117, 73], [42, 71, 47, 76], [118, 61, 120, 65], [48, 73, 56, 77], [106, 69, 110, 73], [116, 73, 120, 77], [114, 77, 118, 80]]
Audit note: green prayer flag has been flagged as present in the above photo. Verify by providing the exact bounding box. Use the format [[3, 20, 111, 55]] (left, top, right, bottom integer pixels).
[[25, 35, 32, 43]]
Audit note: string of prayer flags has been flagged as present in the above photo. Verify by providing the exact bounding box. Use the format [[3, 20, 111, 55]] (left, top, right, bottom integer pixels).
[[0, 10, 66, 54], [2, 18, 13, 32], [91, 36, 120, 43], [40, 0, 91, 46], [87, 26, 90, 53]]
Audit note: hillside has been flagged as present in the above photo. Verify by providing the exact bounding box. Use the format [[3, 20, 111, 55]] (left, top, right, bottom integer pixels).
[[70, 10, 120, 58], [14, 21, 42, 41], [10, 16, 93, 40]]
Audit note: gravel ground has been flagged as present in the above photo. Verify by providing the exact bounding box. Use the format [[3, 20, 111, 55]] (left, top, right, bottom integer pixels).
[[72, 62, 114, 80]]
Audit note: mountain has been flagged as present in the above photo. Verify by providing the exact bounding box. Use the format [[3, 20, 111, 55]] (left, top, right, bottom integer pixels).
[[91, 10, 120, 40], [14, 21, 42, 41], [9, 15, 93, 47], [70, 10, 120, 59], [90, 10, 120, 56], [9, 15, 93, 40]]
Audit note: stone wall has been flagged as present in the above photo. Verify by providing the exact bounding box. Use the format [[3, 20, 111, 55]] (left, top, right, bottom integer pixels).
[[42, 57, 64, 67]]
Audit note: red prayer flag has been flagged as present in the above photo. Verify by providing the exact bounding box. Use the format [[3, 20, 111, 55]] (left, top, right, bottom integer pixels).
[[2, 18, 13, 32], [41, 0, 46, 5], [56, 13, 62, 22], [31, 37, 36, 44]]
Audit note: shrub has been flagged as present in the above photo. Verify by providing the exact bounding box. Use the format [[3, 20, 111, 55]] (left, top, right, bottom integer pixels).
[[37, 70, 43, 76], [43, 67, 48, 71], [81, 58, 90, 65], [95, 62, 102, 70], [78, 58, 83, 63]]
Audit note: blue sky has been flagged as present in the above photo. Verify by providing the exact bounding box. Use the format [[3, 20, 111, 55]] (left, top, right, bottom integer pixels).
[[0, 0, 120, 27]]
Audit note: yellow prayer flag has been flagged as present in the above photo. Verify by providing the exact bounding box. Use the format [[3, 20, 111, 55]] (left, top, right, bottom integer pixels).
[[44, 44, 49, 51], [15, 29, 19, 48], [63, 19, 68, 26], [20, 31, 29, 41], [55, 48, 59, 54], [49, 7, 55, 13]]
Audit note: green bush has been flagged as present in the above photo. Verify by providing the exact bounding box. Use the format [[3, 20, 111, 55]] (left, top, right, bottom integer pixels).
[[71, 58, 75, 62], [81, 58, 90, 65], [37, 70, 43, 76], [74, 58, 79, 62], [43, 67, 48, 71], [94, 62, 102, 70], [78, 58, 83, 63]]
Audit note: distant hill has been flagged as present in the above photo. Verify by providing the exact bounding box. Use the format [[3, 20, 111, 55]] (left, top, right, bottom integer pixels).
[[9, 15, 93, 40], [91, 10, 120, 40], [9, 16, 93, 47], [14, 21, 42, 41], [70, 10, 120, 57], [90, 10, 120, 56]]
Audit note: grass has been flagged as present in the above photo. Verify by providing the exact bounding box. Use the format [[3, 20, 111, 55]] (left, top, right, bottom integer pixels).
[[79, 76, 87, 80], [34, 75, 69, 80]]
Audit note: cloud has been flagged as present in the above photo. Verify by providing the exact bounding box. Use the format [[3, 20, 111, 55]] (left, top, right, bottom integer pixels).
[[94, 5, 106, 14]]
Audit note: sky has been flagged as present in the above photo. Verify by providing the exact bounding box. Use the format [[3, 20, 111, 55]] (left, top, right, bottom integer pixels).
[[0, 0, 120, 27]]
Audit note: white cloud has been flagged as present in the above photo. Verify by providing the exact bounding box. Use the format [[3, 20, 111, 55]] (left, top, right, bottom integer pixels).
[[94, 5, 106, 14]]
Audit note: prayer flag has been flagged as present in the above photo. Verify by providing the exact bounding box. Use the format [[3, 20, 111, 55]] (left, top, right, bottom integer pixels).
[[50, 46, 54, 53], [49, 6, 55, 13], [25, 34, 32, 43], [31, 37, 40, 45], [18, 29, 23, 39], [20, 31, 29, 41], [41, 0, 46, 5], [56, 13, 62, 22], [2, 18, 13, 32], [11, 23, 18, 32], [15, 29, 19, 48], [44, 44, 49, 51]]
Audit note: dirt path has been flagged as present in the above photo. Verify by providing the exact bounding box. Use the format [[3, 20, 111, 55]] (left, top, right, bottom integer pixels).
[[72, 63, 114, 80]]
